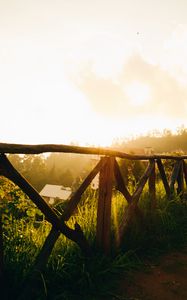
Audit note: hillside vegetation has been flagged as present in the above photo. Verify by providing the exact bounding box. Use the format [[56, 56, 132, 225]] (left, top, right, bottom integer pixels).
[[1, 130, 187, 299], [1, 181, 187, 299], [118, 127, 187, 153], [1, 153, 187, 299]]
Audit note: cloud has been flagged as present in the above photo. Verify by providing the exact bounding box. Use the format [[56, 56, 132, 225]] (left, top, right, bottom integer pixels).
[[77, 67, 126, 116], [73, 55, 187, 121], [120, 55, 187, 117], [161, 24, 187, 84]]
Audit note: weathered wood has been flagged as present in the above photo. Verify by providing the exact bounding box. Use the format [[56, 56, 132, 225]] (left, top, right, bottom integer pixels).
[[131, 160, 155, 204], [62, 158, 106, 220], [117, 161, 154, 247], [117, 202, 145, 249], [1, 140, 187, 297], [148, 160, 156, 209], [113, 159, 132, 203], [16, 228, 60, 300], [177, 160, 184, 194], [117, 202, 136, 248], [31, 159, 105, 273], [0, 155, 57, 225], [96, 157, 114, 255], [170, 160, 181, 193], [0, 213, 3, 280], [0, 154, 91, 255], [33, 228, 60, 272], [183, 160, 187, 187], [157, 159, 170, 198], [0, 142, 187, 160]]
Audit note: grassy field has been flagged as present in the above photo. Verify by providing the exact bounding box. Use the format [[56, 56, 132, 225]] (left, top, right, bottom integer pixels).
[[2, 183, 187, 299]]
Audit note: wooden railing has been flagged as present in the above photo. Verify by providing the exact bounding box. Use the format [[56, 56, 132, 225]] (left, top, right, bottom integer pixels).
[[0, 143, 187, 296]]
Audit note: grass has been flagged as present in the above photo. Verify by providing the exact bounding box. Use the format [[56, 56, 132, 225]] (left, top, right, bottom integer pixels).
[[2, 185, 187, 299]]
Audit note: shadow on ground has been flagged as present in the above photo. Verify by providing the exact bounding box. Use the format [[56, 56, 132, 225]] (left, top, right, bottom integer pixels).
[[116, 248, 187, 300]]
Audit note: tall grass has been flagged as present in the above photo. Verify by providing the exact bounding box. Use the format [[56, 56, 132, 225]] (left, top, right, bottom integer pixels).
[[2, 185, 187, 299]]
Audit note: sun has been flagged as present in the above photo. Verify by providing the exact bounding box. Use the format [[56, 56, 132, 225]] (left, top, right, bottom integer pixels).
[[125, 81, 151, 107]]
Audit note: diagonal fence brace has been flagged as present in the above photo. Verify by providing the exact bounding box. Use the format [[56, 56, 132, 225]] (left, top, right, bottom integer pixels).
[[0, 154, 90, 255]]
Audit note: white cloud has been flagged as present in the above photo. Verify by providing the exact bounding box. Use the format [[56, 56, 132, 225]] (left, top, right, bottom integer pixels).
[[161, 24, 187, 85]]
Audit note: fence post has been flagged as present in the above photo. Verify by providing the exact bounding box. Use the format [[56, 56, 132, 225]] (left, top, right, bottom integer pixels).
[[170, 161, 181, 194], [96, 157, 114, 255], [156, 159, 170, 198], [148, 160, 156, 209], [0, 212, 3, 280], [183, 160, 187, 187], [177, 160, 184, 195]]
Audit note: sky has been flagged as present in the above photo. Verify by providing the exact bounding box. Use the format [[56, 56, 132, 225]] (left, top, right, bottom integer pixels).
[[1, 0, 187, 146]]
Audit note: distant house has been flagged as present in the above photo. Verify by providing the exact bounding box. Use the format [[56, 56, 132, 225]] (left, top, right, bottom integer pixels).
[[40, 184, 72, 205], [91, 174, 99, 190]]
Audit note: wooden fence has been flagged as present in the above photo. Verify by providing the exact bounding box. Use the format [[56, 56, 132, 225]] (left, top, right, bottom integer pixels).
[[0, 143, 187, 297]]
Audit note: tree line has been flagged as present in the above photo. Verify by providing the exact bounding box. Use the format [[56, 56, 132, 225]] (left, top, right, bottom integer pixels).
[[8, 153, 96, 192], [118, 126, 187, 153]]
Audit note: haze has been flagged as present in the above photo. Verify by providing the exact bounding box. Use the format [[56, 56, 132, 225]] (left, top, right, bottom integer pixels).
[[1, 0, 187, 146]]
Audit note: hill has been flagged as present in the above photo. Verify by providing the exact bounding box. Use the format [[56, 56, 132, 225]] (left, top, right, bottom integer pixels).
[[117, 128, 187, 154]]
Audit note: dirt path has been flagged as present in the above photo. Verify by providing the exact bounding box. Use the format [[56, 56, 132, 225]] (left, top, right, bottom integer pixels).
[[116, 248, 187, 300]]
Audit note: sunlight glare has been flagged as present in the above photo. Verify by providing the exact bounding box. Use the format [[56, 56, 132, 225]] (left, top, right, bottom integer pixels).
[[126, 81, 151, 107]]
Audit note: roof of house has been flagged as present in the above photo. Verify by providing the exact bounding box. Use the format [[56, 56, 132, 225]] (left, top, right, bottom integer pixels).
[[40, 184, 72, 200]]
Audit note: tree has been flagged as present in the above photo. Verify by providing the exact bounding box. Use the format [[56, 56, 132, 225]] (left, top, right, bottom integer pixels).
[[9, 154, 47, 191], [60, 169, 74, 187]]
